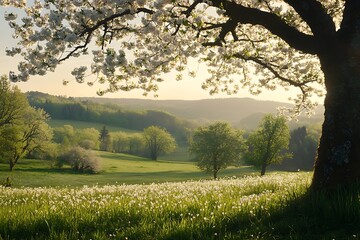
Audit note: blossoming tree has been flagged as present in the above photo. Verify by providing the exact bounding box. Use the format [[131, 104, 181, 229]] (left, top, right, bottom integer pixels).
[[1, 0, 359, 190]]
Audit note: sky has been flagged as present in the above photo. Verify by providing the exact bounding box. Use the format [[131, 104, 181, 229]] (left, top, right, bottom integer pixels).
[[0, 5, 321, 104]]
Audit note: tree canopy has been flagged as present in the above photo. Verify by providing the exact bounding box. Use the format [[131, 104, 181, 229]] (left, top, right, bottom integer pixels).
[[2, 0, 360, 190], [244, 114, 291, 176], [0, 75, 29, 128], [0, 81, 52, 171], [189, 122, 245, 179], [143, 126, 177, 160]]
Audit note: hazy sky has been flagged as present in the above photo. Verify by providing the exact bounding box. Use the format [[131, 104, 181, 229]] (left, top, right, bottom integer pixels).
[[0, 5, 320, 103]]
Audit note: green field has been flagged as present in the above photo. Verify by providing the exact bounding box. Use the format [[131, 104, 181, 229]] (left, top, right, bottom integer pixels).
[[0, 151, 258, 188]]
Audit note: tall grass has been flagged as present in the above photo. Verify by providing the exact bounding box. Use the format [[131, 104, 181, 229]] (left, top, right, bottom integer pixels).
[[0, 173, 304, 239], [1, 172, 359, 239]]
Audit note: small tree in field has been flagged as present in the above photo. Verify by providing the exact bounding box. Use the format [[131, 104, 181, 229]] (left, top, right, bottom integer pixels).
[[245, 114, 291, 176], [190, 122, 245, 179], [0, 107, 53, 171], [143, 126, 177, 160], [0, 76, 53, 171]]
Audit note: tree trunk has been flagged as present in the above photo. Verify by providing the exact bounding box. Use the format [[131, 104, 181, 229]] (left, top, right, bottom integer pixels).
[[9, 160, 14, 171], [312, 45, 360, 190], [213, 169, 218, 180], [260, 161, 266, 176], [150, 150, 157, 160]]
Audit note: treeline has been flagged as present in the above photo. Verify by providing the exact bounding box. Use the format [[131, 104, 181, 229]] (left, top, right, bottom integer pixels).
[[26, 92, 195, 144], [51, 125, 148, 159], [52, 123, 320, 172], [25, 91, 321, 171]]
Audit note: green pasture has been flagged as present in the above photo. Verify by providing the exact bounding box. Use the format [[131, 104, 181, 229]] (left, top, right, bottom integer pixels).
[[0, 151, 257, 188]]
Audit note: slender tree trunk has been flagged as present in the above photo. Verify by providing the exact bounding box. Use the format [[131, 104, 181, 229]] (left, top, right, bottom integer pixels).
[[312, 44, 360, 190], [213, 170, 218, 180], [260, 161, 267, 176], [149, 139, 158, 160], [150, 148, 157, 160], [9, 160, 14, 171]]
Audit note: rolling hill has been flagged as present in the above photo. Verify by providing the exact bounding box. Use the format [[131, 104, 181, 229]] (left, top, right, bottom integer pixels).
[[80, 97, 324, 129], [27, 91, 324, 130]]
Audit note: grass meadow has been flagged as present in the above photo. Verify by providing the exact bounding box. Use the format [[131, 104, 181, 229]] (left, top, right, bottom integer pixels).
[[0, 173, 306, 239], [1, 172, 360, 239], [0, 151, 257, 188], [1, 151, 360, 239]]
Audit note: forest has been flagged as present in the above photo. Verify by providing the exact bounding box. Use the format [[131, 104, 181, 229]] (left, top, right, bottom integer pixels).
[[27, 91, 195, 144]]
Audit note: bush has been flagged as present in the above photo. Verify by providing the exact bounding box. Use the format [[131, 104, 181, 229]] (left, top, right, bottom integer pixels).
[[79, 139, 96, 150], [57, 147, 101, 173]]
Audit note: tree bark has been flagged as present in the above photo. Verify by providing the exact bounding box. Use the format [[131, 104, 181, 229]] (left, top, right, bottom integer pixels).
[[150, 148, 157, 160], [213, 170, 217, 180], [312, 43, 360, 190], [260, 161, 267, 176], [213, 166, 220, 180], [9, 160, 14, 171]]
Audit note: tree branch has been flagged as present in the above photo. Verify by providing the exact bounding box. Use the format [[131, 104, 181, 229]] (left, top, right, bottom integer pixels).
[[180, 0, 203, 17], [59, 33, 92, 62], [338, 0, 360, 42], [284, 0, 336, 39], [79, 8, 154, 38], [59, 7, 154, 62], [233, 52, 316, 88], [211, 0, 319, 54]]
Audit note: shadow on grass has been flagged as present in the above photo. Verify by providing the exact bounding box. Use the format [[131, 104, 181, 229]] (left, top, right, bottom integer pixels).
[[98, 152, 151, 162], [221, 187, 360, 240], [162, 188, 360, 240], [13, 168, 85, 174], [157, 185, 360, 239]]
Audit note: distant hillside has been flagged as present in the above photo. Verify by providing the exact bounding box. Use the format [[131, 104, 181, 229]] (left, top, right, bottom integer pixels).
[[234, 111, 324, 130], [27, 91, 324, 131], [26, 92, 195, 143], [234, 112, 266, 130], [80, 97, 324, 128], [78, 97, 286, 121]]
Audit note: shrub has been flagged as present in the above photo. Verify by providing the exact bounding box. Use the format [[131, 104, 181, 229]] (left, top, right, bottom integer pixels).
[[58, 147, 101, 173], [79, 139, 96, 150]]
